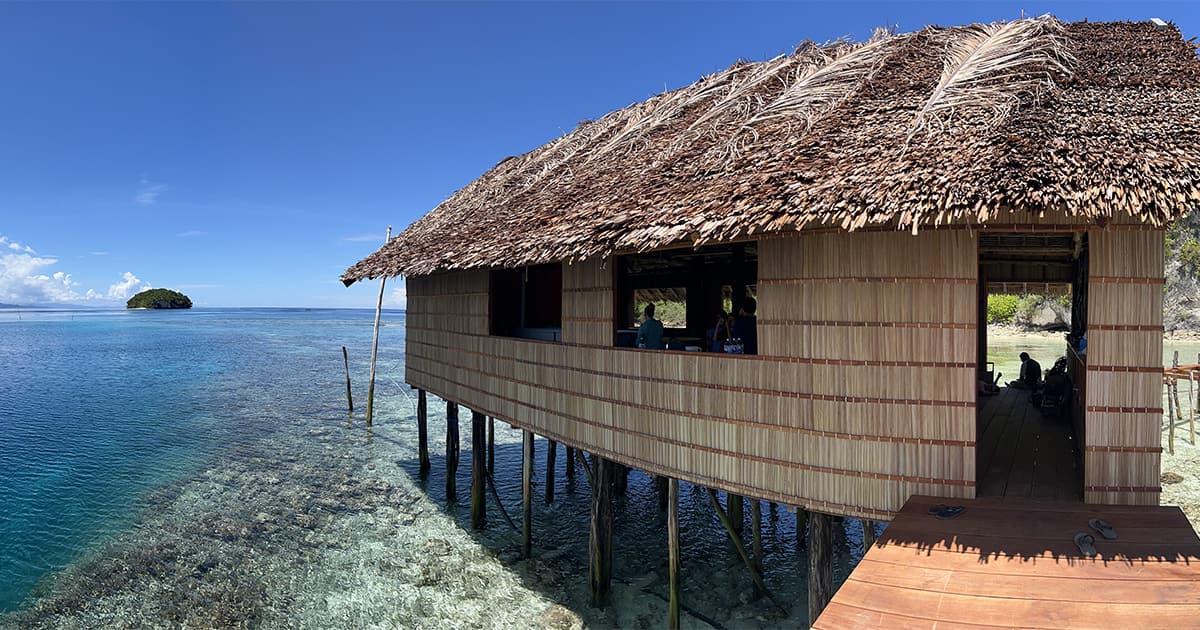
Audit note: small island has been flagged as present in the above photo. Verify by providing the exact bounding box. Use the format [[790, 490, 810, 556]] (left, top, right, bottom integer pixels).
[[126, 288, 193, 310]]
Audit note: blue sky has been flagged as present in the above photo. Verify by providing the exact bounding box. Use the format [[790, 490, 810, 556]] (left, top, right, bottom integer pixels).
[[1, 1, 1196, 307]]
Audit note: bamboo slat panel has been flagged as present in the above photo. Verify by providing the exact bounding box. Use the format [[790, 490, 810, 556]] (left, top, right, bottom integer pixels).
[[404, 231, 979, 519], [1085, 229, 1164, 505], [562, 258, 613, 347]]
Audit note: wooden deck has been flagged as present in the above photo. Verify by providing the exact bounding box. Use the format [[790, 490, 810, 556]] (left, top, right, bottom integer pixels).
[[977, 386, 1081, 500], [814, 495, 1200, 629]]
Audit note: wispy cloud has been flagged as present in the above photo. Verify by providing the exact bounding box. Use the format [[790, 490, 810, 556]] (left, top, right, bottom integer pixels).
[[176, 230, 207, 238], [135, 177, 168, 206], [90, 251, 109, 256], [0, 236, 35, 254], [342, 233, 389, 243], [176, 283, 221, 290]]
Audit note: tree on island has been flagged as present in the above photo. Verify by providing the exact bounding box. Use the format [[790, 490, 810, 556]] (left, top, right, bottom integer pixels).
[[126, 288, 192, 309]]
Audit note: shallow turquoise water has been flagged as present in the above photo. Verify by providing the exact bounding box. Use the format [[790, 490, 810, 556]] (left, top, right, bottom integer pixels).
[[0, 308, 402, 613]]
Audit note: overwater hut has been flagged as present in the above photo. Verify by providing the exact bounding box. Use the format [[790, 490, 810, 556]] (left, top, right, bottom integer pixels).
[[346, 17, 1200, 626]]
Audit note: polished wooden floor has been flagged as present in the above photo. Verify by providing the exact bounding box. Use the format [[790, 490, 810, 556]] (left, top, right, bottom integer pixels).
[[814, 495, 1200, 629], [976, 386, 1081, 500]]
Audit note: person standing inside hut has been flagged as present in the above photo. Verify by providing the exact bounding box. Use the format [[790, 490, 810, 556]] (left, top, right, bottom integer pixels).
[[637, 303, 665, 350], [732, 298, 758, 355]]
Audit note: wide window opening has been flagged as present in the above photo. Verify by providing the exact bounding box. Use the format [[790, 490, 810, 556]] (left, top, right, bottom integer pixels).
[[615, 243, 757, 352], [490, 263, 562, 341], [976, 233, 1087, 501]]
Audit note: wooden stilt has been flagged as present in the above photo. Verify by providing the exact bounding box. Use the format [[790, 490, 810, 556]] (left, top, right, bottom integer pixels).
[[416, 390, 429, 474], [796, 508, 809, 549], [612, 462, 628, 494], [1168, 379, 1176, 456], [727, 493, 744, 536], [575, 449, 595, 487], [522, 430, 534, 558], [705, 489, 786, 613], [545, 439, 557, 504], [470, 411, 486, 530], [565, 446, 575, 478], [487, 416, 495, 474], [1191, 370, 1197, 444], [750, 499, 764, 592], [656, 475, 669, 511], [446, 401, 459, 502], [341, 346, 354, 414], [807, 512, 834, 626], [668, 477, 680, 630], [589, 457, 614, 608], [861, 519, 876, 552]]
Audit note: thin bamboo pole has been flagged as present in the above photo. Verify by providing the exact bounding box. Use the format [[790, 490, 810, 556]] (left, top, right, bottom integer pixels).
[[365, 225, 392, 427], [705, 489, 786, 614], [484, 469, 518, 531], [417, 390, 429, 473], [522, 430, 534, 558], [750, 499, 764, 593], [1191, 370, 1197, 445], [575, 449, 595, 487], [341, 346, 353, 414], [668, 477, 680, 630], [1167, 380, 1175, 456]]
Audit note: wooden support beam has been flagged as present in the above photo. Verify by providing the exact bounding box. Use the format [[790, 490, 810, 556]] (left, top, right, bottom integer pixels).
[[522, 430, 534, 558], [751, 499, 764, 590], [861, 519, 876, 552], [807, 512, 834, 626], [656, 475, 669, 511], [470, 411, 486, 530], [668, 477, 680, 630], [446, 401, 459, 502], [727, 493, 744, 536], [564, 446, 575, 478], [545, 439, 557, 504], [416, 390, 429, 474], [487, 416, 495, 474], [796, 508, 809, 549], [575, 449, 595, 487], [590, 456, 615, 608], [705, 489, 786, 614]]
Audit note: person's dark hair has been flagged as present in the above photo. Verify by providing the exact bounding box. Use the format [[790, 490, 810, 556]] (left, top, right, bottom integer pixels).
[[644, 303, 655, 318], [1019, 352, 1030, 361], [741, 297, 757, 316]]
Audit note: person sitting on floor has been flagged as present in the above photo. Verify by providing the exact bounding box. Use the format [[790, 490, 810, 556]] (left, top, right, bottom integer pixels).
[[1007, 352, 1042, 390]]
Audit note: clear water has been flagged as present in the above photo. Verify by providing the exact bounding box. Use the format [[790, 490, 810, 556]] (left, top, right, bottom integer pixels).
[[0, 309, 876, 629]]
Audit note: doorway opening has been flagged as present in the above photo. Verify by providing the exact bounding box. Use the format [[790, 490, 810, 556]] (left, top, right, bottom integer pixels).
[[976, 233, 1088, 500]]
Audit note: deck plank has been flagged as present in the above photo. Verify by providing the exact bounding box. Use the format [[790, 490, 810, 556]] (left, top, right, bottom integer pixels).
[[814, 495, 1200, 629]]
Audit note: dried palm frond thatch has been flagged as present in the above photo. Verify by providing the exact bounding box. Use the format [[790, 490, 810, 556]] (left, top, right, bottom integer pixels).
[[909, 15, 1074, 140]]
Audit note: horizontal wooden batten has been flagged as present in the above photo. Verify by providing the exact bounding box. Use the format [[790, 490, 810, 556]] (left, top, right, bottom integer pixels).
[[1086, 406, 1163, 414], [760, 320, 973, 330], [1085, 446, 1163, 454], [1089, 324, 1165, 332], [1084, 485, 1163, 493], [1089, 276, 1166, 285], [759, 277, 975, 285]]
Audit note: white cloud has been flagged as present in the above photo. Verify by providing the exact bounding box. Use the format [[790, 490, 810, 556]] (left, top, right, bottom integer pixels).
[[107, 272, 150, 300], [176, 230, 207, 238], [90, 251, 109, 256], [136, 178, 167, 205], [0, 233, 149, 305], [384, 284, 407, 309]]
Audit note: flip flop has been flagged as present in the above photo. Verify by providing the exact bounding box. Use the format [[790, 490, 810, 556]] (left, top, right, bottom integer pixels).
[[1074, 532, 1098, 558], [927, 505, 965, 520], [1089, 518, 1118, 540]]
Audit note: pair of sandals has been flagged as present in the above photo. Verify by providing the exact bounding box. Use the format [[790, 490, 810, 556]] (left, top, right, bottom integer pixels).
[[928, 504, 966, 520], [1074, 519, 1118, 557]]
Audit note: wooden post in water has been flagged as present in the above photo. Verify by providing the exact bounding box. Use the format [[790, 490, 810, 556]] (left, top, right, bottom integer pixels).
[[727, 493, 744, 536], [656, 475, 669, 511], [589, 456, 615, 608], [365, 225, 392, 427], [796, 508, 809, 549], [416, 390, 430, 474], [446, 401, 460, 502], [522, 430, 534, 558], [487, 417, 495, 474], [807, 512, 834, 626], [668, 477, 680, 630], [861, 519, 876, 552], [565, 446, 575, 478], [750, 499, 764, 593], [471, 411, 486, 530], [341, 346, 354, 414], [545, 439, 557, 504]]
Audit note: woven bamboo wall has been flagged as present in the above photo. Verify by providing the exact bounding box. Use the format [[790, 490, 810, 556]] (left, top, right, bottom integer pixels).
[[1084, 229, 1164, 505], [405, 231, 977, 520]]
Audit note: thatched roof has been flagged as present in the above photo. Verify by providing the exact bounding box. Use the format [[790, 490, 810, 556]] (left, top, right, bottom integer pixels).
[[344, 18, 1200, 283]]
